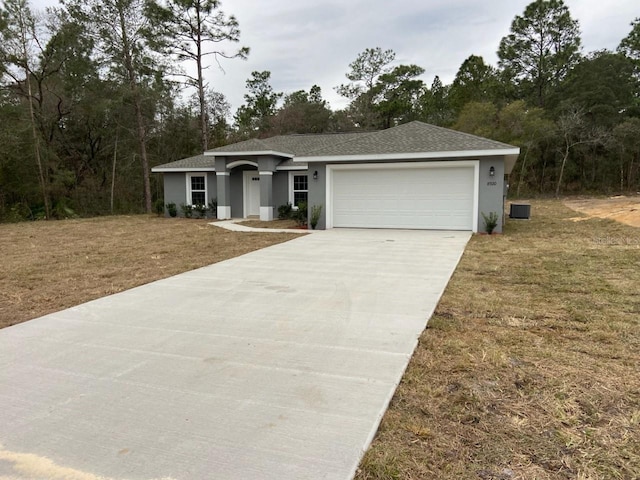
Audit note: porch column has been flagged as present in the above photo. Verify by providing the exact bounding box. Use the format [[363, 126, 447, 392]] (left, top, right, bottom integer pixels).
[[215, 157, 231, 219], [259, 171, 274, 220], [258, 156, 277, 221]]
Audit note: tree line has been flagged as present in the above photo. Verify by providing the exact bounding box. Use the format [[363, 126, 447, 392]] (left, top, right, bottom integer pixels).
[[1, 0, 639, 221]]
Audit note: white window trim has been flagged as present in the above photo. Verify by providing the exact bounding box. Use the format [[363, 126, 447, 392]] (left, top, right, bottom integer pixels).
[[288, 171, 309, 209], [186, 172, 208, 206]]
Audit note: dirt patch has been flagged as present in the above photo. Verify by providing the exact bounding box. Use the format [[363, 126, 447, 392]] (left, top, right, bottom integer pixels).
[[0, 216, 298, 329], [0, 443, 175, 480], [564, 195, 640, 228]]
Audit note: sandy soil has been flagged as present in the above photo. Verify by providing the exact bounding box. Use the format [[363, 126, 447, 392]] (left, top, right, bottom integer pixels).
[[564, 195, 640, 228]]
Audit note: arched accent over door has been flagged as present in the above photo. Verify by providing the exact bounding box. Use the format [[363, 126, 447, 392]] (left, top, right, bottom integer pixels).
[[227, 160, 258, 169]]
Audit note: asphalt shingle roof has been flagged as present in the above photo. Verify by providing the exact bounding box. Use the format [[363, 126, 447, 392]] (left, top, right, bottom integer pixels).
[[205, 132, 368, 156], [301, 121, 515, 157], [153, 121, 518, 170], [153, 154, 214, 170]]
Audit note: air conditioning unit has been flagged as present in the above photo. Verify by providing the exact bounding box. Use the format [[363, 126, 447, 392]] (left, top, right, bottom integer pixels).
[[509, 203, 531, 219]]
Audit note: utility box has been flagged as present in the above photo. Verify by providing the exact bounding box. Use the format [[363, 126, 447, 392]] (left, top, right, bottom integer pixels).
[[509, 203, 531, 219]]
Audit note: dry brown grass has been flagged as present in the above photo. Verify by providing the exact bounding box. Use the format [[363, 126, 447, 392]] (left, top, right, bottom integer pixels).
[[0, 215, 297, 328], [357, 199, 640, 480]]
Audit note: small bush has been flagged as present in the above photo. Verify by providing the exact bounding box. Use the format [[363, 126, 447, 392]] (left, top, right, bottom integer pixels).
[[154, 198, 165, 216], [293, 201, 307, 226], [310, 204, 322, 230], [166, 202, 177, 217], [3, 202, 33, 222], [482, 211, 499, 234], [278, 202, 293, 219], [193, 204, 208, 218], [180, 203, 193, 218], [51, 199, 78, 220]]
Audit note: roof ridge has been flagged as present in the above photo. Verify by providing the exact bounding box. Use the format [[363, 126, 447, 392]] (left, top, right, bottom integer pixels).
[[269, 131, 368, 138]]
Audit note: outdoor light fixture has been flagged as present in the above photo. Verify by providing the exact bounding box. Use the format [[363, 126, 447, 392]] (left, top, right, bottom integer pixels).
[[489, 166, 496, 177], [313, 170, 318, 180]]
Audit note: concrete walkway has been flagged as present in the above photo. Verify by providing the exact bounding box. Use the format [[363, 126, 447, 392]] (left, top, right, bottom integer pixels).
[[0, 229, 470, 480], [213, 218, 313, 234]]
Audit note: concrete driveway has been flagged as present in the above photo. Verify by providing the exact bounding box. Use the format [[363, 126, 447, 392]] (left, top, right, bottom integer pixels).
[[0, 228, 470, 480]]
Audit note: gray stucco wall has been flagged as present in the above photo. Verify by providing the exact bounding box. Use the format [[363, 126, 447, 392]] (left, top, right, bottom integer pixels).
[[230, 168, 246, 218], [477, 157, 505, 233], [162, 173, 186, 216], [163, 167, 300, 219], [273, 171, 291, 211], [162, 172, 217, 217], [161, 158, 510, 229], [307, 164, 327, 229], [230, 167, 296, 218], [207, 174, 217, 208], [307, 158, 507, 232]]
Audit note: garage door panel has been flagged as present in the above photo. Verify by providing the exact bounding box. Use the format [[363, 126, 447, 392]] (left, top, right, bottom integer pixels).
[[331, 166, 474, 230]]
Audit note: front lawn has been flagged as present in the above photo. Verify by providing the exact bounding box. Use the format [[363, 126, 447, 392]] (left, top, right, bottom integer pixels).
[[0, 216, 298, 328], [357, 199, 640, 479]]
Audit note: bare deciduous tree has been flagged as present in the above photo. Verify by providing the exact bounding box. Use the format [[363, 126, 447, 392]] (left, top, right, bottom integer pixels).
[[147, 0, 248, 151]]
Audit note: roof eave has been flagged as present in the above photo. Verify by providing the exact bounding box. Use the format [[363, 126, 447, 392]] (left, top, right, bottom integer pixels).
[[505, 153, 520, 175], [295, 148, 521, 163], [151, 167, 216, 173], [204, 150, 294, 159], [275, 165, 308, 171]]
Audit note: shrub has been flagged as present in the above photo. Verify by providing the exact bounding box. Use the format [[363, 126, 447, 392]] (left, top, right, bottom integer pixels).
[[154, 198, 165, 216], [180, 203, 193, 218], [193, 204, 208, 218], [293, 201, 307, 226], [166, 202, 177, 217], [310, 204, 322, 230], [278, 202, 293, 219], [3, 202, 32, 222], [482, 211, 499, 234]]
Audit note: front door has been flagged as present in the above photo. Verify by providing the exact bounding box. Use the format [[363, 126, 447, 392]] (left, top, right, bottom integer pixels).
[[243, 171, 261, 217]]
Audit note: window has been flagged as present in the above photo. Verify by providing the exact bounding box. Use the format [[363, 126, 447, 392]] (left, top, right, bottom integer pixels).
[[292, 174, 308, 207], [187, 173, 207, 206]]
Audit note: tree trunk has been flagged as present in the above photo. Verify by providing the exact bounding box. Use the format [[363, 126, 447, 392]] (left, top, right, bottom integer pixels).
[[620, 161, 624, 193], [19, 10, 50, 219], [111, 133, 118, 214], [26, 75, 50, 219], [516, 145, 530, 197], [118, 5, 152, 213], [556, 142, 570, 198], [196, 4, 208, 151], [133, 95, 152, 213]]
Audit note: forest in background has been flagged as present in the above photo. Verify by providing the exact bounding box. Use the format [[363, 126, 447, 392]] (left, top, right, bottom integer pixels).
[[1, 0, 639, 221]]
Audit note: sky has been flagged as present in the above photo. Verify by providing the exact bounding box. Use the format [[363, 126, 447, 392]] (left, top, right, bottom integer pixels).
[[30, 0, 639, 114]]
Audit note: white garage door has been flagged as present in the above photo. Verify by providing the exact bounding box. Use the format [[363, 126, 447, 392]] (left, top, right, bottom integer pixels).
[[331, 165, 475, 230]]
